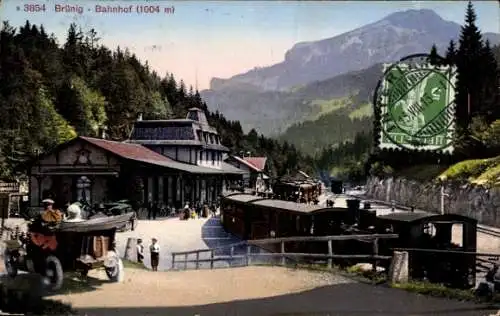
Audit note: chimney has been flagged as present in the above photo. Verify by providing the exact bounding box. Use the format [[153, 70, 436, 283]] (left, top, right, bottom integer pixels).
[[137, 113, 143, 121]]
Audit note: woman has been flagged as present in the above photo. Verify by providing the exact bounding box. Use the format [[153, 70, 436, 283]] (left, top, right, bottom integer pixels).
[[149, 238, 160, 271]]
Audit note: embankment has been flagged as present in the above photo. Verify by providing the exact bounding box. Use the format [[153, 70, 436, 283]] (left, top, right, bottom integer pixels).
[[365, 177, 500, 227]]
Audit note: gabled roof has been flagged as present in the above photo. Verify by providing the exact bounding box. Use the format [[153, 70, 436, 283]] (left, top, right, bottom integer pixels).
[[230, 156, 261, 172], [81, 137, 172, 163], [79, 137, 242, 175], [244, 157, 267, 171]]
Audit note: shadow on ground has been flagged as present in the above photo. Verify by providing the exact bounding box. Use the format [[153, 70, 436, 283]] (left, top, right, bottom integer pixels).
[[77, 282, 496, 316], [200, 217, 284, 268], [0, 272, 109, 296]]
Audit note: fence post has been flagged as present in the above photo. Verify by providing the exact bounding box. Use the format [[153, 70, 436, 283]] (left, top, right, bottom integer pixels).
[[246, 245, 251, 266], [210, 249, 215, 269], [196, 252, 200, 269], [184, 253, 188, 270], [327, 239, 333, 269], [280, 241, 286, 266], [372, 238, 379, 275], [172, 253, 175, 269]]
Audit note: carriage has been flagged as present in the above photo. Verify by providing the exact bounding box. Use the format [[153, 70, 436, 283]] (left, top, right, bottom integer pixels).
[[220, 193, 478, 288], [3, 212, 133, 291]]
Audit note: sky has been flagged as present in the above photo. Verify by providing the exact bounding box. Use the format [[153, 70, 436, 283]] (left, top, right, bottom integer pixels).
[[0, 1, 499, 90]]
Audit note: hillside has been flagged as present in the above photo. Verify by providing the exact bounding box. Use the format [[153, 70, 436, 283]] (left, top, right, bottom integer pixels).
[[203, 63, 382, 136], [279, 98, 373, 155], [201, 9, 500, 136], [0, 21, 314, 179]]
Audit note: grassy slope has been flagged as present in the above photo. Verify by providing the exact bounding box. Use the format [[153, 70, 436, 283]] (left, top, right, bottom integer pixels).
[[438, 156, 500, 185], [306, 97, 351, 121], [391, 157, 500, 186], [349, 103, 372, 120]]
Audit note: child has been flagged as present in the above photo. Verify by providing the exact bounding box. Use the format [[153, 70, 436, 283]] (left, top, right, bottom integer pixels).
[[149, 238, 160, 271], [136, 238, 144, 264]]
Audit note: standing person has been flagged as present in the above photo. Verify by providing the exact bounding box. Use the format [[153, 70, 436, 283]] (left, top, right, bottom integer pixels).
[[147, 200, 153, 220], [149, 238, 160, 271], [136, 239, 144, 264], [151, 201, 158, 220]]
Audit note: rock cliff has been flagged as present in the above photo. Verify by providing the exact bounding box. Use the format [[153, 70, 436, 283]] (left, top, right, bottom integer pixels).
[[366, 177, 500, 227]]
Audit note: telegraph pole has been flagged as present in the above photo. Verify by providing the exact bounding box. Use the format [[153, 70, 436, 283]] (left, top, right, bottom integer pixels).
[[440, 184, 449, 215]]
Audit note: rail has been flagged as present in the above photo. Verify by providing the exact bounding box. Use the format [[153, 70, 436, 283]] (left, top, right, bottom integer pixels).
[[346, 193, 500, 239], [171, 233, 399, 272]]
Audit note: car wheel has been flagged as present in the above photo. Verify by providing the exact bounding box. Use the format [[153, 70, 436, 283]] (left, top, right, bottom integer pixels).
[[3, 250, 18, 278], [42, 255, 64, 291]]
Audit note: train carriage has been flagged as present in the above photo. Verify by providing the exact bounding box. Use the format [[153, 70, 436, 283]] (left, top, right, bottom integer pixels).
[[374, 212, 477, 288], [221, 193, 349, 253], [220, 193, 478, 288]]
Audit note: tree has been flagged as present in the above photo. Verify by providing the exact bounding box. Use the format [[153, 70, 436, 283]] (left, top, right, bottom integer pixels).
[[445, 40, 457, 65], [455, 1, 484, 131], [428, 44, 441, 65], [0, 20, 316, 178]]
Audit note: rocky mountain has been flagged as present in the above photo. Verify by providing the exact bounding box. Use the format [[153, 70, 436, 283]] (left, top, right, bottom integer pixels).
[[201, 9, 500, 136]]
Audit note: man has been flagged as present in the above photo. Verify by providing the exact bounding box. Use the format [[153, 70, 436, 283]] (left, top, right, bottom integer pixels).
[[149, 238, 160, 271], [40, 199, 63, 224]]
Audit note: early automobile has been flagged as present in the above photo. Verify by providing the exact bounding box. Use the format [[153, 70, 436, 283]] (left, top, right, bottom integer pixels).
[[3, 213, 133, 291]]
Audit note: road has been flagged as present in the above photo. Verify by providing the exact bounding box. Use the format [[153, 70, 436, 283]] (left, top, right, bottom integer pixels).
[[48, 265, 495, 316]]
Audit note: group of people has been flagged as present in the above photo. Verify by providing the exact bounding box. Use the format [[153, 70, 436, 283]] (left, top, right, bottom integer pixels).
[[136, 238, 161, 271], [180, 202, 218, 220], [39, 198, 85, 224]]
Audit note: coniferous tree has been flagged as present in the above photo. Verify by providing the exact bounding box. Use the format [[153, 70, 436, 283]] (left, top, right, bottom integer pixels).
[[428, 44, 441, 65], [455, 1, 484, 131], [0, 20, 316, 177], [479, 40, 499, 120], [445, 40, 457, 65]]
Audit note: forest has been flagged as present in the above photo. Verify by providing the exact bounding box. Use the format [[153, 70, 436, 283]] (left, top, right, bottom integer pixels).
[[0, 20, 314, 180], [318, 1, 500, 181]]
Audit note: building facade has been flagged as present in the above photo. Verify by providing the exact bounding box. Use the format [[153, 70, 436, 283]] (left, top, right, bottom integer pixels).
[[28, 108, 244, 210], [225, 155, 269, 192]]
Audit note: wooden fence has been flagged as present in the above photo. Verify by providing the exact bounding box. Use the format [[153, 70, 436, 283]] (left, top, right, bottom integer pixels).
[[171, 233, 399, 271]]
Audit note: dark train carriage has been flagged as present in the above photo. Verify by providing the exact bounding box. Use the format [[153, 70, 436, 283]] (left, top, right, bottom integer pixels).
[[272, 180, 322, 203], [221, 193, 349, 253], [220, 193, 264, 239], [375, 212, 477, 288], [331, 179, 343, 194]]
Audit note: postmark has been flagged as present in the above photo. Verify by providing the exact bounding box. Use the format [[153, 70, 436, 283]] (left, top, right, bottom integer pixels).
[[373, 54, 457, 153]]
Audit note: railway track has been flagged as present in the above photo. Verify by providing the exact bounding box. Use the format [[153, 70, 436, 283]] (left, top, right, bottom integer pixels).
[[343, 192, 500, 239]]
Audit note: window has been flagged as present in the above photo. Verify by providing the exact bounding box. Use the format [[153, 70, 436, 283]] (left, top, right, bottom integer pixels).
[[206, 151, 209, 161], [76, 176, 92, 205], [199, 150, 203, 161], [212, 151, 215, 165]]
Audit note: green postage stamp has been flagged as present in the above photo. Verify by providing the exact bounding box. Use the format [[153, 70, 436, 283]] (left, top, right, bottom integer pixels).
[[377, 61, 457, 153]]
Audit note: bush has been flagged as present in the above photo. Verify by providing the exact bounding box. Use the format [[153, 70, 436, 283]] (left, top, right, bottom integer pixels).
[[391, 281, 475, 301]]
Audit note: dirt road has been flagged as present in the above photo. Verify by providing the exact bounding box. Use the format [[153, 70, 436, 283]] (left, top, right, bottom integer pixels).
[[47, 266, 493, 316]]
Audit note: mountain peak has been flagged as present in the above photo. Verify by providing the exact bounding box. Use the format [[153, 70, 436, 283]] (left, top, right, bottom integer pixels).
[[382, 9, 446, 30]]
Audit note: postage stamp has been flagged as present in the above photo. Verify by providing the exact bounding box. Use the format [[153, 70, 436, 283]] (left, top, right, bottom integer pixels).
[[375, 57, 457, 153]]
